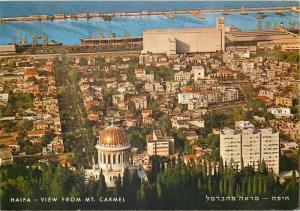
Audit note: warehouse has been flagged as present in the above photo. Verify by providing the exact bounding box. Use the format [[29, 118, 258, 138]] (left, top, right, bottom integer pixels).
[[142, 17, 225, 56], [0, 45, 16, 55]]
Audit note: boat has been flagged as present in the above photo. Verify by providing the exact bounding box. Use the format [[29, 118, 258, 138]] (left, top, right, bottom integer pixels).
[[256, 14, 268, 19], [240, 7, 248, 15], [275, 12, 286, 16], [47, 40, 62, 46], [222, 12, 230, 15]]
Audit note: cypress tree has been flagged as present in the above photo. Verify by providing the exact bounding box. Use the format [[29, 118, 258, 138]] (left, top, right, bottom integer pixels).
[[258, 175, 262, 195], [263, 177, 268, 195], [208, 176, 212, 194], [98, 169, 107, 197], [291, 169, 297, 192], [138, 181, 146, 208], [253, 175, 258, 195], [242, 178, 246, 196], [156, 174, 162, 199], [213, 161, 217, 176], [218, 157, 224, 175], [122, 168, 131, 195], [241, 157, 244, 171], [224, 177, 228, 195], [161, 162, 165, 172], [131, 170, 141, 191], [114, 174, 122, 196], [260, 159, 267, 174], [49, 166, 64, 198], [228, 178, 233, 197], [219, 178, 223, 195], [247, 177, 252, 195], [197, 177, 202, 190], [203, 159, 207, 177], [69, 186, 80, 198]]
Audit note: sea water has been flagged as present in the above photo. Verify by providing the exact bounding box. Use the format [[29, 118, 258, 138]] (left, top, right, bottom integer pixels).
[[0, 1, 299, 45]]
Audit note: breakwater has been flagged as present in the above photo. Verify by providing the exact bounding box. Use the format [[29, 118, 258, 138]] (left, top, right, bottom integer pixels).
[[0, 6, 299, 23]]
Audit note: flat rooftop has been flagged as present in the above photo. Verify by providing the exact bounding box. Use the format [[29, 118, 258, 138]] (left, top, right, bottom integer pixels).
[[144, 27, 220, 34], [0, 45, 16, 52], [225, 30, 297, 42]]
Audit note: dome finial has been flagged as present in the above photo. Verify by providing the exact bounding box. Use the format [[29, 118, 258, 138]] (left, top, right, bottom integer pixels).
[[110, 118, 115, 127]]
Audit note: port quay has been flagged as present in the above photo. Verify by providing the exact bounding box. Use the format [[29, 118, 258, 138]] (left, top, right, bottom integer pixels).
[[0, 6, 299, 23]]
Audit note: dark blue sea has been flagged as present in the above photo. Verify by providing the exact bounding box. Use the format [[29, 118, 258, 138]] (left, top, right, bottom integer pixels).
[[0, 1, 299, 45]]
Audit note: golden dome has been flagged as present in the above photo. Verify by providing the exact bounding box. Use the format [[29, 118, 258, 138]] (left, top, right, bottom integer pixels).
[[99, 126, 128, 147]]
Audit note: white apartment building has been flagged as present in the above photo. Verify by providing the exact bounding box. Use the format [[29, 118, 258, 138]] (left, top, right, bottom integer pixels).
[[146, 130, 174, 157], [174, 71, 191, 82], [191, 66, 205, 81], [166, 81, 180, 93], [267, 107, 293, 118], [130, 96, 147, 110], [220, 121, 279, 174], [260, 128, 280, 174], [188, 99, 208, 110], [220, 128, 242, 167]]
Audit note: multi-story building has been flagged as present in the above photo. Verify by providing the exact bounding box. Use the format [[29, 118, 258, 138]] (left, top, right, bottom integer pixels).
[[0, 149, 13, 166], [146, 130, 174, 157], [166, 81, 180, 93], [191, 66, 205, 81], [220, 121, 279, 174], [142, 17, 225, 56], [220, 128, 242, 167], [260, 128, 280, 174], [130, 96, 147, 110], [174, 71, 191, 82], [268, 107, 293, 118], [275, 97, 293, 107]]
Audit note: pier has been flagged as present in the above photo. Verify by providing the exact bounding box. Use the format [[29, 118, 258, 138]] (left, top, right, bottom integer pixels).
[[164, 13, 174, 20], [0, 6, 298, 23], [189, 11, 205, 19]]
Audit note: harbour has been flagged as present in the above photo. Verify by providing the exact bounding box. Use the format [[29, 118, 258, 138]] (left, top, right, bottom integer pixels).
[[0, 6, 299, 23], [0, 1, 299, 46]]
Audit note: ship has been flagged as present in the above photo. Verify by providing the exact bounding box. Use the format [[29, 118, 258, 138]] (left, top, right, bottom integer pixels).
[[275, 12, 286, 16], [240, 7, 248, 15], [256, 14, 268, 19], [47, 40, 62, 46]]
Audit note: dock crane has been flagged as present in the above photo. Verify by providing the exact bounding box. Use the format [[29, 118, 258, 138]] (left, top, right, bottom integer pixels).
[[265, 21, 271, 31], [39, 22, 49, 46], [42, 33, 48, 46], [108, 25, 116, 37], [257, 21, 263, 31], [19, 35, 28, 47], [26, 24, 39, 47], [124, 30, 130, 37], [96, 23, 105, 38], [32, 34, 38, 47]]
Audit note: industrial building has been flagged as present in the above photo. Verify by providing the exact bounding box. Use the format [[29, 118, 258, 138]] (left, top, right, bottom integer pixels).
[[142, 17, 225, 56], [0, 45, 16, 55], [225, 29, 298, 44], [80, 36, 143, 45]]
